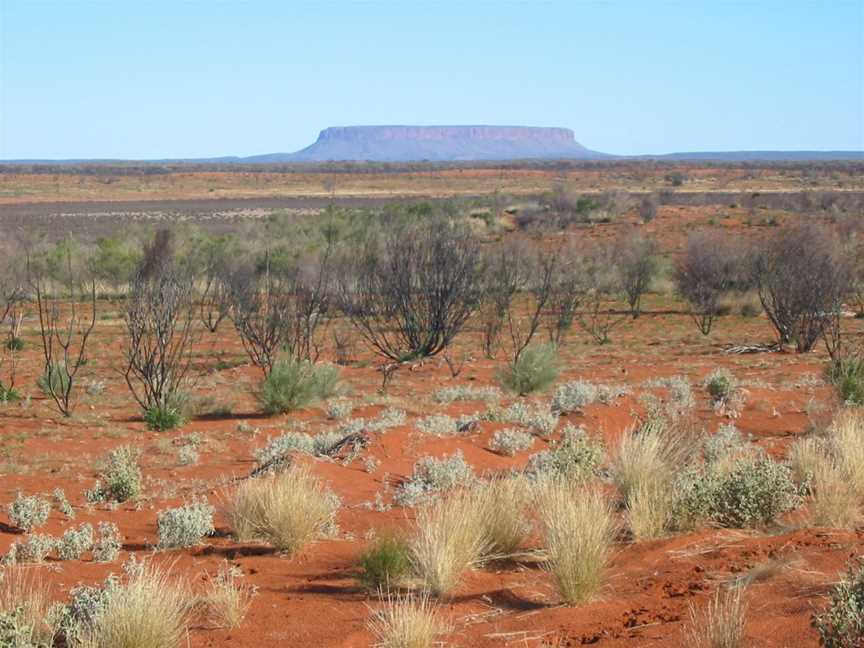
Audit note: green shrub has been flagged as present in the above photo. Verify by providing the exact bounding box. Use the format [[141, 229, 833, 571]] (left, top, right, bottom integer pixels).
[[499, 344, 559, 396], [813, 560, 864, 647], [711, 456, 799, 528], [0, 385, 20, 403], [5, 337, 24, 351], [827, 354, 864, 406], [144, 402, 186, 432], [704, 368, 736, 403], [36, 362, 70, 397], [258, 358, 341, 414], [358, 534, 412, 591]]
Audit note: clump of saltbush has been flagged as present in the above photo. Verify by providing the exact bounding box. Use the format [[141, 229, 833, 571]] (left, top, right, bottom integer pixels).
[[416, 413, 480, 437], [7, 492, 51, 532], [57, 523, 95, 560], [710, 456, 800, 527], [488, 428, 534, 456], [258, 358, 340, 414], [433, 385, 500, 404], [15, 534, 56, 563], [552, 380, 629, 413], [326, 398, 353, 420], [157, 499, 215, 549], [668, 455, 799, 530], [393, 451, 475, 507], [92, 521, 122, 562], [499, 344, 559, 395], [53, 488, 75, 519], [812, 559, 864, 647], [526, 425, 604, 482], [493, 401, 559, 437], [86, 446, 143, 503]]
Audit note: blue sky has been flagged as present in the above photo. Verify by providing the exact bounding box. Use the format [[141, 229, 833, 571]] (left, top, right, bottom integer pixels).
[[1, 0, 862, 159]]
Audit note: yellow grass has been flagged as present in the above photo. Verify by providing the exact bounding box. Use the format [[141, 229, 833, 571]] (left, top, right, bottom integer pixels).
[[226, 465, 339, 554], [538, 482, 615, 605]]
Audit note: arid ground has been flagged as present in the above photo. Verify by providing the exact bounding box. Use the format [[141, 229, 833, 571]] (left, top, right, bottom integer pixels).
[[1, 161, 863, 647]]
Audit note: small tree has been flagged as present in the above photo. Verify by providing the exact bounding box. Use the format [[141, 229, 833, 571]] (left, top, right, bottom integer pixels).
[[229, 241, 333, 373], [615, 232, 659, 318], [638, 194, 658, 223], [338, 219, 481, 361], [578, 243, 625, 344], [0, 259, 28, 400], [752, 223, 851, 352], [544, 242, 586, 346], [675, 232, 736, 335], [478, 241, 526, 359], [31, 243, 97, 417], [123, 262, 196, 427]]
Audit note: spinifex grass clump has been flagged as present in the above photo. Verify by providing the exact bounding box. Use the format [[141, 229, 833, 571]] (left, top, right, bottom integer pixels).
[[410, 490, 489, 597], [227, 465, 340, 554], [538, 483, 614, 605]]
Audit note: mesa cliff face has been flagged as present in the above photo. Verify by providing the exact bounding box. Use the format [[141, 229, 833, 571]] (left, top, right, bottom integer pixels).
[[252, 126, 607, 162]]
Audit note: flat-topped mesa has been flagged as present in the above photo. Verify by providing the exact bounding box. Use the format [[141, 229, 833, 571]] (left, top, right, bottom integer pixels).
[[280, 125, 606, 162], [317, 125, 578, 144]]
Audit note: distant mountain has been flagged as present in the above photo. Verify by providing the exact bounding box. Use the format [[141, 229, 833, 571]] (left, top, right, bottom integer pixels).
[[1, 126, 862, 163], [245, 125, 609, 162]]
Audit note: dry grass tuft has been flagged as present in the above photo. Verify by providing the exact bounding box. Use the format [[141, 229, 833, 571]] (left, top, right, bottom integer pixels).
[[810, 459, 861, 528], [410, 489, 489, 597], [614, 416, 693, 540], [474, 477, 532, 558], [538, 482, 615, 605], [829, 409, 864, 494], [687, 585, 748, 648], [87, 561, 191, 648], [226, 465, 339, 554], [0, 566, 56, 646], [789, 436, 827, 487], [368, 593, 450, 648], [202, 560, 256, 629]]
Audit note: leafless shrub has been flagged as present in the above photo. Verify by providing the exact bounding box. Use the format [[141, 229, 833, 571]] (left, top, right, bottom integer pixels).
[[615, 232, 659, 318], [123, 262, 196, 416], [751, 223, 851, 352], [31, 242, 97, 416], [478, 239, 528, 359], [337, 219, 481, 361], [544, 241, 587, 346], [506, 240, 558, 359], [675, 232, 737, 335], [639, 194, 658, 223], [0, 258, 28, 399], [577, 242, 625, 344]]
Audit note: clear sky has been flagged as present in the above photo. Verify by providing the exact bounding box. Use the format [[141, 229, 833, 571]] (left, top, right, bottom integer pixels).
[[1, 0, 862, 159]]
